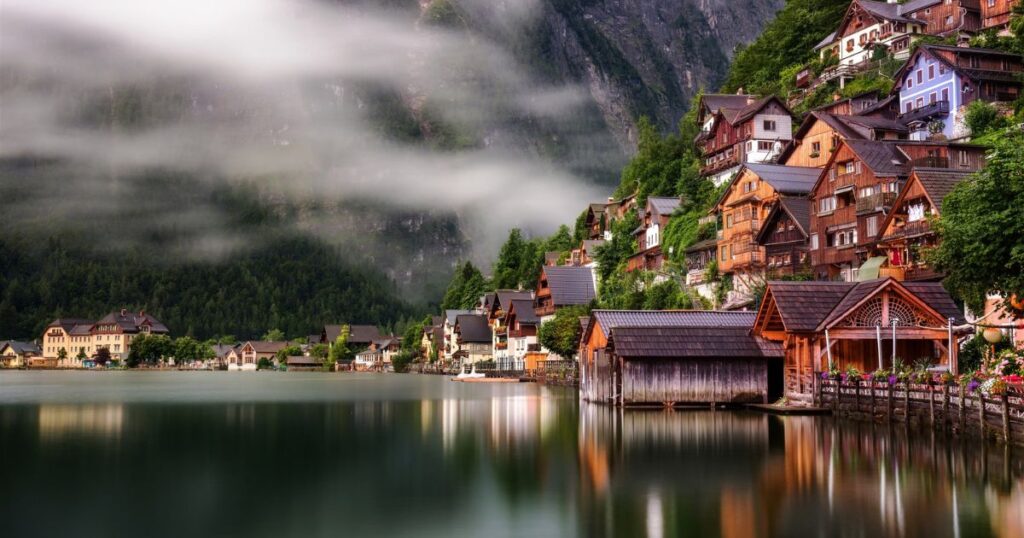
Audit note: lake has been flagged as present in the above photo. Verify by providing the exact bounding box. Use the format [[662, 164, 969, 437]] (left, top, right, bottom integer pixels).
[[1, 371, 1022, 537]]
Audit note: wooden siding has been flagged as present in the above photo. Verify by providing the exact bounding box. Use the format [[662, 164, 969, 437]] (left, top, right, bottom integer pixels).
[[907, 1, 981, 35], [717, 168, 779, 274], [981, 0, 1018, 29], [782, 118, 841, 168], [620, 358, 769, 405]]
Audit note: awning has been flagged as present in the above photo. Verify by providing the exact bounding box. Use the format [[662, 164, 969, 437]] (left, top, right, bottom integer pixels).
[[857, 256, 888, 281], [834, 184, 855, 195]]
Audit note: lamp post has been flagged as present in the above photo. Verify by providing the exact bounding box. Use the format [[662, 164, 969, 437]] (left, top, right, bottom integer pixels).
[[982, 326, 1002, 373]]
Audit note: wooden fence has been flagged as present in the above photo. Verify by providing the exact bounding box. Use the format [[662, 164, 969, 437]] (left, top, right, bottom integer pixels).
[[537, 360, 579, 388], [815, 374, 1024, 446]]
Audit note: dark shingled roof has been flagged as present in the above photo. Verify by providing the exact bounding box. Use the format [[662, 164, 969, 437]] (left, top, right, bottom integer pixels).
[[911, 168, 975, 212], [508, 299, 540, 324], [591, 310, 756, 338], [323, 324, 381, 345], [95, 310, 170, 334], [856, 0, 916, 24], [444, 310, 474, 326], [581, 239, 605, 252], [701, 94, 755, 114], [844, 140, 909, 177], [494, 290, 534, 313], [286, 356, 319, 366], [246, 341, 289, 354], [1, 341, 41, 355], [609, 327, 783, 359], [685, 238, 719, 253], [764, 278, 967, 332], [47, 318, 95, 333], [745, 164, 821, 195], [648, 197, 682, 219], [765, 281, 854, 332], [757, 195, 811, 244], [455, 314, 492, 343], [544, 266, 597, 306], [901, 282, 966, 324]]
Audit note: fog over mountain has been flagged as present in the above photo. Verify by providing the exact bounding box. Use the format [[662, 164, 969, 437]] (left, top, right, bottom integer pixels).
[[0, 0, 781, 301]]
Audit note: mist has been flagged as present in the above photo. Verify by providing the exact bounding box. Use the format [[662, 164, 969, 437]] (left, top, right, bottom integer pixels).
[[0, 0, 619, 268]]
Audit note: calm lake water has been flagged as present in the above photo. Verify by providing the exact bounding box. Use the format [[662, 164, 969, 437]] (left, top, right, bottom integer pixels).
[[1, 372, 1023, 538]]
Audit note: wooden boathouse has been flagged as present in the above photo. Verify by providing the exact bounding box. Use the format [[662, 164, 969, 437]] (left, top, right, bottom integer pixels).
[[752, 277, 967, 403], [580, 310, 783, 406]]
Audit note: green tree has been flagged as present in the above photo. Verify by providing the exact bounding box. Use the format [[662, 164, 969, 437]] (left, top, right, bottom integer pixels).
[[94, 347, 111, 367], [76, 348, 87, 361], [173, 336, 206, 363], [391, 349, 415, 373], [275, 345, 304, 364], [309, 344, 329, 360], [440, 261, 491, 310], [402, 321, 424, 355], [930, 130, 1024, 313], [329, 325, 353, 365], [57, 347, 67, 362], [538, 304, 592, 359], [262, 328, 286, 342], [128, 334, 173, 367], [964, 101, 1008, 138]]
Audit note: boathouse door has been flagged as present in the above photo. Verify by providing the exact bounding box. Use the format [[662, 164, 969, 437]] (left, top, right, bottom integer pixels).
[[767, 358, 783, 403]]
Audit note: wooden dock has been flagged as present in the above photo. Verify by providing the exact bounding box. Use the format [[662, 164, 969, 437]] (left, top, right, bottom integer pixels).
[[747, 403, 832, 415]]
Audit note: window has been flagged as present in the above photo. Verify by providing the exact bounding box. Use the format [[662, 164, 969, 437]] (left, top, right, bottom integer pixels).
[[811, 141, 821, 154], [829, 168, 836, 181], [930, 92, 937, 104], [941, 88, 949, 102], [945, 15, 953, 26], [726, 214, 733, 228], [905, 102, 913, 113], [866, 215, 878, 237], [757, 140, 773, 151], [843, 161, 856, 175], [928, 64, 935, 80], [908, 203, 926, 222], [939, 64, 946, 75], [818, 196, 836, 214], [763, 120, 776, 131], [969, 56, 981, 69], [720, 245, 729, 261], [917, 70, 923, 84], [958, 150, 970, 167], [916, 97, 924, 108], [907, 77, 914, 89]]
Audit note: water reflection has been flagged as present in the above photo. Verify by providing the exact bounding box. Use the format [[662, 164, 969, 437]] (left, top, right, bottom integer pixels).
[[578, 406, 1024, 537], [0, 373, 1022, 537]]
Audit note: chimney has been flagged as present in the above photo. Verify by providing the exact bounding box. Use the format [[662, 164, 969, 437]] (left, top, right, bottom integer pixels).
[[607, 197, 614, 203], [139, 310, 146, 318], [120, 308, 127, 316]]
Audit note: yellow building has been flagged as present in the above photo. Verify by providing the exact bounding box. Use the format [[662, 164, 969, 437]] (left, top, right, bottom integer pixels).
[[41, 310, 170, 367]]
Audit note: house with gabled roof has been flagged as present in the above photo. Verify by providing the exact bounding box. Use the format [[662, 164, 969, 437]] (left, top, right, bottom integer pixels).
[[893, 44, 1023, 140], [980, 0, 1019, 31], [696, 95, 795, 186], [756, 195, 813, 278], [229, 341, 288, 371], [1, 341, 41, 368], [578, 310, 781, 406], [780, 111, 907, 168], [816, 0, 926, 68], [442, 309, 473, 363], [626, 196, 681, 273], [501, 299, 541, 370], [871, 167, 975, 281], [808, 139, 986, 281], [320, 324, 381, 348], [534, 266, 597, 321], [487, 290, 534, 364], [753, 278, 968, 402], [712, 163, 821, 294], [41, 310, 170, 366], [453, 314, 492, 366]]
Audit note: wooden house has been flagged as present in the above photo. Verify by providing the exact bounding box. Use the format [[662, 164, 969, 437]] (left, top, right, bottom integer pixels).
[[980, 0, 1019, 31], [285, 355, 320, 371], [570, 239, 605, 267], [872, 168, 975, 281], [712, 164, 821, 290], [696, 95, 795, 186], [753, 278, 967, 402], [626, 197, 681, 273], [816, 1, 926, 67], [756, 195, 813, 278], [809, 139, 986, 281], [487, 290, 534, 364], [453, 314, 493, 365], [579, 310, 782, 406], [442, 309, 473, 362], [812, 90, 887, 117], [583, 203, 609, 240], [893, 45, 1023, 140], [780, 111, 907, 168], [230, 341, 288, 371], [901, 0, 981, 36], [683, 238, 718, 288], [501, 299, 541, 370], [534, 266, 596, 322]]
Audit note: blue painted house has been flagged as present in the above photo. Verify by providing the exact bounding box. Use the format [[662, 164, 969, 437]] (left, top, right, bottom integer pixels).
[[893, 45, 1022, 140]]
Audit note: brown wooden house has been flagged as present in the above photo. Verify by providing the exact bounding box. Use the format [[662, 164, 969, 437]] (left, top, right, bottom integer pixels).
[[902, 0, 981, 36], [753, 278, 967, 402], [534, 265, 596, 321], [579, 310, 778, 406], [626, 197, 681, 273], [872, 167, 975, 281], [981, 0, 1019, 31], [780, 111, 907, 169], [696, 95, 795, 185], [713, 164, 821, 289], [755, 195, 813, 278]]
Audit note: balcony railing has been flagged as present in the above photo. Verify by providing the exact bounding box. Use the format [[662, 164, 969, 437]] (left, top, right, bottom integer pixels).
[[898, 100, 950, 124], [882, 218, 932, 241], [910, 156, 950, 168], [856, 192, 897, 214]]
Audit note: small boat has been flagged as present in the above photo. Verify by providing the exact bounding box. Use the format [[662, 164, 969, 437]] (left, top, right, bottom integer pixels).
[[454, 364, 486, 380]]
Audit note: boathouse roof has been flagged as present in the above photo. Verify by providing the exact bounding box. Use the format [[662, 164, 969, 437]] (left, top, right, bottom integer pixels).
[[590, 310, 756, 339], [608, 326, 783, 359]]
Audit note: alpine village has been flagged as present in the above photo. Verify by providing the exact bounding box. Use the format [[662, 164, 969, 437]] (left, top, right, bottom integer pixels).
[[5, 0, 1024, 445]]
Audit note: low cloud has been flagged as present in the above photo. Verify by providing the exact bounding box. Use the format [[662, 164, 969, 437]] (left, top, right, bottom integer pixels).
[[0, 0, 613, 265]]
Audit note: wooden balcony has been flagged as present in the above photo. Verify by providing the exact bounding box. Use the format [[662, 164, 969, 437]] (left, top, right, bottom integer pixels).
[[882, 219, 932, 241], [910, 156, 950, 168], [700, 151, 740, 176], [898, 100, 950, 124], [856, 192, 897, 214]]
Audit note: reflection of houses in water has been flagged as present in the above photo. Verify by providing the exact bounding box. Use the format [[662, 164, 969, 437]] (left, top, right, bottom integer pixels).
[[433, 393, 564, 457], [38, 404, 124, 441], [578, 405, 1024, 537]]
